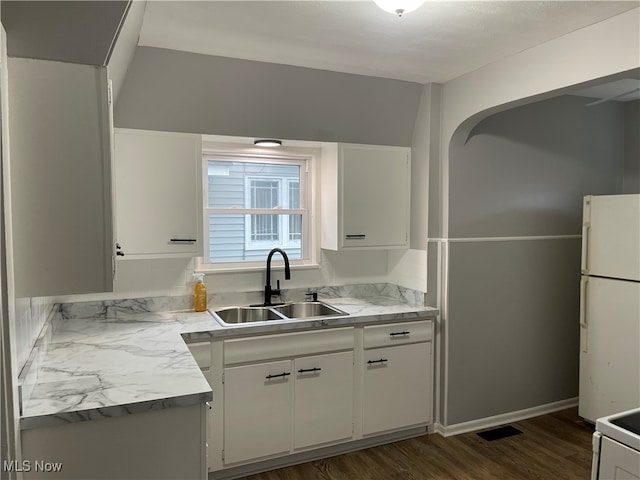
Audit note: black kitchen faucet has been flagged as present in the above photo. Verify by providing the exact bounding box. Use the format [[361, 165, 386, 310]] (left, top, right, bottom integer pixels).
[[263, 248, 291, 306]]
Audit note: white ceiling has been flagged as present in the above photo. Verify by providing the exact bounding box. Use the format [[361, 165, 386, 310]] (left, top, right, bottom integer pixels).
[[138, 1, 639, 84]]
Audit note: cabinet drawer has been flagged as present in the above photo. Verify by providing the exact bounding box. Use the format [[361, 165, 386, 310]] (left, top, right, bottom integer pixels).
[[187, 342, 211, 369], [363, 321, 432, 349], [224, 327, 354, 365]]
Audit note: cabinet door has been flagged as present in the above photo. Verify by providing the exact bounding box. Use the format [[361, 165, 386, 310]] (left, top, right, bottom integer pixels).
[[114, 129, 202, 257], [224, 360, 292, 464], [362, 342, 432, 436], [8, 58, 114, 296], [294, 351, 354, 449], [340, 144, 409, 249]]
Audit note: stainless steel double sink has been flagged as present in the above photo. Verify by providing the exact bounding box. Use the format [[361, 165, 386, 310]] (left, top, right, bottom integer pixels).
[[210, 301, 349, 326]]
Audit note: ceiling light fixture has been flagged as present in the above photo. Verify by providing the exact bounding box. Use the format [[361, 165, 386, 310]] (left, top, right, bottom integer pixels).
[[373, 0, 425, 17], [254, 139, 282, 147]]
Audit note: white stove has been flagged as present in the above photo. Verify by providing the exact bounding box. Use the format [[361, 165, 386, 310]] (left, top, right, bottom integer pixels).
[[592, 407, 640, 480]]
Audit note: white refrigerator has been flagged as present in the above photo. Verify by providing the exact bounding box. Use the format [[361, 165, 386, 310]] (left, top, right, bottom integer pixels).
[[579, 194, 640, 423]]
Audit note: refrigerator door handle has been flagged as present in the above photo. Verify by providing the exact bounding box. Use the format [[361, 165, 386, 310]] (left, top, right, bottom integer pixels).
[[580, 276, 589, 353], [581, 196, 591, 274], [581, 225, 590, 274]]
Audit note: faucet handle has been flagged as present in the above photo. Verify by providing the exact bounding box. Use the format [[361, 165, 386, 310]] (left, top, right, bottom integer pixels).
[[305, 291, 318, 302], [270, 280, 282, 297]]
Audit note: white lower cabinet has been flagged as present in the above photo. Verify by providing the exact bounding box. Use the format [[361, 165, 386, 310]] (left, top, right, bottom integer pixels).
[[223, 351, 355, 465], [224, 360, 293, 464], [190, 319, 434, 474], [362, 341, 432, 435], [294, 351, 354, 449], [361, 321, 434, 436]]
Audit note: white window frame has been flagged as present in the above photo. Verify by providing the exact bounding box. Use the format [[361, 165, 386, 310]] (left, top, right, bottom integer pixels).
[[200, 149, 314, 272]]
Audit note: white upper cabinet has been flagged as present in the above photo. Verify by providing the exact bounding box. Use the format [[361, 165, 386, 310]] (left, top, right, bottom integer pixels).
[[321, 143, 410, 250], [8, 58, 115, 297], [114, 129, 203, 258]]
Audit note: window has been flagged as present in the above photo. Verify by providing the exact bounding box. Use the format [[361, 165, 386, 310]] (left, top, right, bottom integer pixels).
[[203, 154, 310, 267], [244, 175, 300, 248]]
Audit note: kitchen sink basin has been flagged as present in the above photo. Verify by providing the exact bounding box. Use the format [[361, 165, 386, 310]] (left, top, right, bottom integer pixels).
[[213, 306, 286, 324], [211, 301, 348, 326], [272, 301, 348, 319]]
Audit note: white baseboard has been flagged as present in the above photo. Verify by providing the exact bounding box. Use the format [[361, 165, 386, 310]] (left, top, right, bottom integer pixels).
[[437, 397, 579, 437]]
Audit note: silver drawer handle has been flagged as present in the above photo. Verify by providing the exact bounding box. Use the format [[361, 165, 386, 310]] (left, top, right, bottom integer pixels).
[[345, 234, 366, 240]]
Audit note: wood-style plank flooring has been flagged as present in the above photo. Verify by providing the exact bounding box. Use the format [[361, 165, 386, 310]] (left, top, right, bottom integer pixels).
[[242, 408, 594, 480]]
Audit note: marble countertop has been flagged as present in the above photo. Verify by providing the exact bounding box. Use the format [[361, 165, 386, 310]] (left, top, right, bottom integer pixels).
[[20, 296, 438, 430], [183, 296, 438, 341]]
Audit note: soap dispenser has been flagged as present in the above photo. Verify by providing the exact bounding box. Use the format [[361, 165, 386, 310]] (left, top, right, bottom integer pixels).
[[193, 273, 207, 312]]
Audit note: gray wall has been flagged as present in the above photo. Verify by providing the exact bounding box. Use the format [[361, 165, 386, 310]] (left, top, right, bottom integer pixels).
[[449, 95, 625, 238], [444, 95, 626, 425], [624, 99, 640, 194], [447, 239, 581, 423], [114, 47, 423, 146]]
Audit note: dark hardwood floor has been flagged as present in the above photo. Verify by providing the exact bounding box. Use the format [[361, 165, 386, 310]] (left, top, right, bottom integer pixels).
[[242, 408, 594, 480]]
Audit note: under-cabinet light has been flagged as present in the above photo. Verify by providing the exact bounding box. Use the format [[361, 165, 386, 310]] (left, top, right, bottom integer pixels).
[[254, 139, 282, 147]]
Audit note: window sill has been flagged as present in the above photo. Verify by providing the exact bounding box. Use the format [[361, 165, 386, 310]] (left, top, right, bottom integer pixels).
[[195, 262, 321, 275]]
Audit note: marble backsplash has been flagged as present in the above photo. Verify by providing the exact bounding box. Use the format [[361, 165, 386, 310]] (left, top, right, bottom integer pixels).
[[58, 283, 427, 320], [15, 297, 56, 374], [15, 297, 57, 414]]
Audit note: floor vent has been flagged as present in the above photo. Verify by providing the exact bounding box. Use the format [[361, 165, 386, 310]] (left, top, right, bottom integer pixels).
[[477, 425, 523, 441]]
